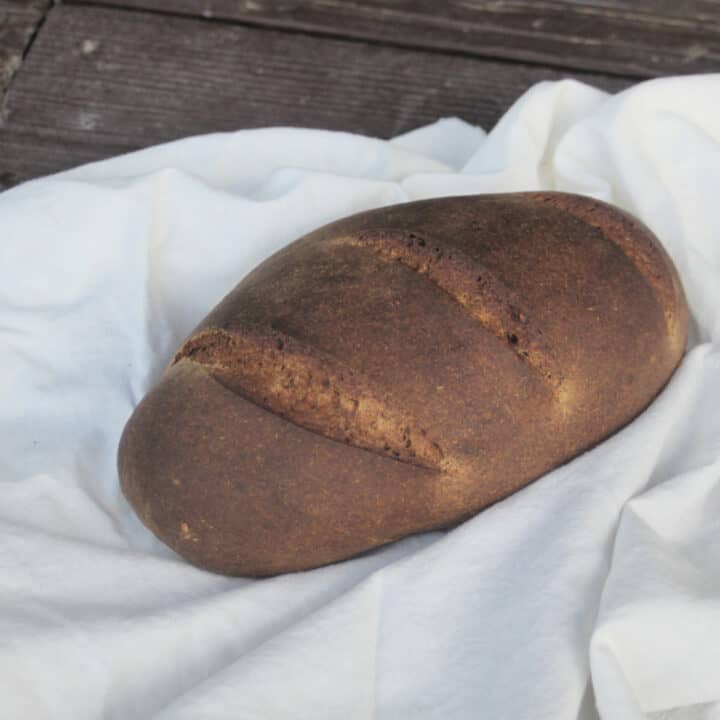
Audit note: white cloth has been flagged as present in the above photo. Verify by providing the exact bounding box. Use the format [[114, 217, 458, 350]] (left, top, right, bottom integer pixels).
[[1, 75, 719, 720]]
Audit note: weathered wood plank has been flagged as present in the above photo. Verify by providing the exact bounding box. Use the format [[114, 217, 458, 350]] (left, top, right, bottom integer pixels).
[[0, 4, 631, 187], [0, 0, 50, 97], [70, 0, 720, 78]]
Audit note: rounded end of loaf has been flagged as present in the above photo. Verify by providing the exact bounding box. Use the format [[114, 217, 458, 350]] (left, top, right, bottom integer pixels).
[[528, 191, 689, 368], [118, 359, 450, 577]]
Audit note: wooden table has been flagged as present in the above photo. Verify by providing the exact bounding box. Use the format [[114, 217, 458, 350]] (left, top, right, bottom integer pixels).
[[1, 0, 719, 190]]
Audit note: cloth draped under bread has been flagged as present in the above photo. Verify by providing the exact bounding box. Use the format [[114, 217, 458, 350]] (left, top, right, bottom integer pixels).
[[1, 75, 719, 719]]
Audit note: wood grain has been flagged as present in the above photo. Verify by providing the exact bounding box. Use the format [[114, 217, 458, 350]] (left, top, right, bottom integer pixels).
[[0, 0, 50, 97], [70, 0, 720, 78], [0, 4, 630, 187]]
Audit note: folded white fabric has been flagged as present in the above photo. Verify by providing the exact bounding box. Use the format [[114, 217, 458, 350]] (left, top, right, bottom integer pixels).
[[1, 75, 719, 720]]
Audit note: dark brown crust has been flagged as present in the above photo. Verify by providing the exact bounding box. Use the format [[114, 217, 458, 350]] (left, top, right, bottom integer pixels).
[[535, 192, 687, 356], [333, 229, 562, 389], [118, 192, 689, 577], [173, 325, 444, 470]]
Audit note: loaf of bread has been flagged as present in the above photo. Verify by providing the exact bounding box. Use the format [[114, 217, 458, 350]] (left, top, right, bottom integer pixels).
[[118, 192, 688, 576]]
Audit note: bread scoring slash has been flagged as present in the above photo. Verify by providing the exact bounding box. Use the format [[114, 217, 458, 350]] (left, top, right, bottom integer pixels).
[[118, 192, 688, 576]]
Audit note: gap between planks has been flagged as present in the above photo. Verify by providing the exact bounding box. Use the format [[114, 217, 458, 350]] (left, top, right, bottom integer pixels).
[[0, 0, 52, 99]]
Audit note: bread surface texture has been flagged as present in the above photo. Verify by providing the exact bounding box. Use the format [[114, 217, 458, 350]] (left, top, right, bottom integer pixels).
[[118, 192, 688, 576]]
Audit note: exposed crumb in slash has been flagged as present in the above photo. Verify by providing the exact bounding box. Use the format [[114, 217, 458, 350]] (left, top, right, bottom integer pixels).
[[334, 230, 562, 391], [174, 326, 444, 470], [172, 478, 182, 487]]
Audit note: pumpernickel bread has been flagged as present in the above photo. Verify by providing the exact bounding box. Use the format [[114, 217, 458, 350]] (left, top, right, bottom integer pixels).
[[118, 192, 688, 576]]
